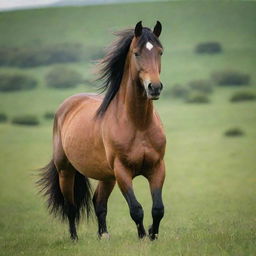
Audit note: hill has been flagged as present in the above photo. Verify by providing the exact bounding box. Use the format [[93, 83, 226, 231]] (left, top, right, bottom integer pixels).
[[0, 2, 256, 256]]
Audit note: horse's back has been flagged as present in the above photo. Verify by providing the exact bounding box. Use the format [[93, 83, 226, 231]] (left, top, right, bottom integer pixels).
[[56, 93, 102, 123]]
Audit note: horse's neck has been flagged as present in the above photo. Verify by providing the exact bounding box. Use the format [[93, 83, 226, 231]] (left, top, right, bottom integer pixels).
[[115, 62, 154, 129]]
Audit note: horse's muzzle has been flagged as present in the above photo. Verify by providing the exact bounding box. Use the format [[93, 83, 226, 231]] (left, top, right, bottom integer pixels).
[[147, 82, 163, 100]]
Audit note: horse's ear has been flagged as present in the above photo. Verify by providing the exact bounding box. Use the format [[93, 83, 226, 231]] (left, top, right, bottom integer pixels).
[[134, 21, 143, 38], [153, 21, 162, 37]]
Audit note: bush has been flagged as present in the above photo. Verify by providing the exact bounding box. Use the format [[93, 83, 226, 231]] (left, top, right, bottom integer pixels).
[[188, 80, 213, 94], [0, 113, 7, 123], [12, 115, 39, 126], [185, 92, 210, 103], [0, 44, 84, 68], [211, 70, 250, 86], [46, 67, 83, 89], [230, 91, 256, 102], [44, 112, 55, 119], [224, 128, 244, 137], [0, 73, 37, 92], [166, 84, 189, 98], [195, 42, 222, 54]]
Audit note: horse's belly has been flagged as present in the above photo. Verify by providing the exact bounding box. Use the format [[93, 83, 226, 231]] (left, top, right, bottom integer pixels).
[[64, 134, 114, 180], [74, 158, 113, 181]]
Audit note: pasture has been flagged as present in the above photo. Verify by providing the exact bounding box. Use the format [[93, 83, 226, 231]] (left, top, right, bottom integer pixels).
[[0, 1, 256, 255]]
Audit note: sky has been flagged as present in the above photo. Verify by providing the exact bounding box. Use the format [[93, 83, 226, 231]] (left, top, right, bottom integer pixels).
[[0, 0, 160, 11], [0, 0, 59, 11]]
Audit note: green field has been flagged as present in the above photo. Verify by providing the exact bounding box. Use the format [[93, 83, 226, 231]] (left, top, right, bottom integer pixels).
[[0, 1, 256, 256]]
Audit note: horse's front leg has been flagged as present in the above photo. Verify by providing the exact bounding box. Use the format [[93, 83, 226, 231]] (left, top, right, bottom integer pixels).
[[146, 160, 165, 240], [114, 160, 146, 239]]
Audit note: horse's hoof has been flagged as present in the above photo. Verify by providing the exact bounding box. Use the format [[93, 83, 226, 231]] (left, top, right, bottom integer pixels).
[[138, 235, 147, 241], [137, 224, 146, 239], [99, 232, 110, 240], [70, 234, 78, 242], [149, 233, 158, 240], [138, 232, 147, 239], [148, 225, 158, 241]]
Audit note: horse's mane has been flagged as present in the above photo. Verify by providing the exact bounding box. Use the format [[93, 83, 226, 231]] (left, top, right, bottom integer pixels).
[[96, 27, 162, 117]]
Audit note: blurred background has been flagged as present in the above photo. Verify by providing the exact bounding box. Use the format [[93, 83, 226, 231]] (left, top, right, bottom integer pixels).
[[0, 1, 255, 255]]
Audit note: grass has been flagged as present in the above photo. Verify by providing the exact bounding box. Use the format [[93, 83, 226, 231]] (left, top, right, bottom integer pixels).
[[0, 102, 255, 256], [0, 1, 256, 256]]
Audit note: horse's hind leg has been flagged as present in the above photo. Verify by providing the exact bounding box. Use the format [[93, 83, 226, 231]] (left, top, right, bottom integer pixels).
[[93, 180, 116, 239], [58, 168, 78, 240], [53, 124, 78, 240]]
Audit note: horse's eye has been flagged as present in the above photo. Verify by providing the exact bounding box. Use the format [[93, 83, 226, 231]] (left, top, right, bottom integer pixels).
[[134, 52, 140, 57], [159, 51, 163, 56]]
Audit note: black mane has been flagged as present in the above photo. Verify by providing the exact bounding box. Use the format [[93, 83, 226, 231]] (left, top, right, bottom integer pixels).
[[96, 27, 162, 117]]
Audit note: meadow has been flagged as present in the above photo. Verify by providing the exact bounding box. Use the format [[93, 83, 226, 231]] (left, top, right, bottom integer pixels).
[[0, 1, 256, 255]]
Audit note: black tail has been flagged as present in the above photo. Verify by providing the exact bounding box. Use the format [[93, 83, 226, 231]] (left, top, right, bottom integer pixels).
[[37, 159, 93, 223]]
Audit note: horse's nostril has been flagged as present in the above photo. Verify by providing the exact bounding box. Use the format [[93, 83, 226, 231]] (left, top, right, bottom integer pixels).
[[148, 83, 153, 90], [148, 83, 163, 92]]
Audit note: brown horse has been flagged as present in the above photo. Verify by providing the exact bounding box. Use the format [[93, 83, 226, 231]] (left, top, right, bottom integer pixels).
[[38, 21, 166, 241]]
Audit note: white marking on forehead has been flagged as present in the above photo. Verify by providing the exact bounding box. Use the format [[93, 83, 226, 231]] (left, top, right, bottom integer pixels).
[[146, 42, 154, 51]]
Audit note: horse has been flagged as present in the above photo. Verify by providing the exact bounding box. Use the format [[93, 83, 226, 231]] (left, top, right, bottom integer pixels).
[[38, 21, 166, 241]]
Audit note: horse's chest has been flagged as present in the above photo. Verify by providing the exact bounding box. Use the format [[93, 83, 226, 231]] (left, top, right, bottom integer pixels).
[[114, 133, 163, 172]]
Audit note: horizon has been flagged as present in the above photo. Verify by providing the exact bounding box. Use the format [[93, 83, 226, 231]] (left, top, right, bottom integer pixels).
[[0, 0, 161, 12]]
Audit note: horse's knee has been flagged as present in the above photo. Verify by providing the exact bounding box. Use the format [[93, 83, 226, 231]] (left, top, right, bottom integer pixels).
[[130, 204, 144, 224], [152, 204, 164, 221]]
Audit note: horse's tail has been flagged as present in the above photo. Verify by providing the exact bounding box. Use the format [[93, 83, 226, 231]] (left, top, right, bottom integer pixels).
[[37, 159, 93, 223]]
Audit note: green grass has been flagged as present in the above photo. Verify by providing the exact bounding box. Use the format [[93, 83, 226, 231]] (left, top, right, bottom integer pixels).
[[0, 1, 256, 256]]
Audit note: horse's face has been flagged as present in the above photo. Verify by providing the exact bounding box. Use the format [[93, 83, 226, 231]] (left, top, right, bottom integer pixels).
[[131, 21, 163, 100]]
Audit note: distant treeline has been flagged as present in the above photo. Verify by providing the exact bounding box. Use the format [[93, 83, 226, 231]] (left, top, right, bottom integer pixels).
[[0, 41, 224, 68], [0, 67, 94, 92], [0, 43, 104, 68]]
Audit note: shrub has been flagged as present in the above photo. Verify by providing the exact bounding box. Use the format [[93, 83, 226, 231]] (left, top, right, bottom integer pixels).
[[188, 80, 213, 94], [46, 67, 83, 89], [0, 113, 7, 123], [12, 115, 39, 126], [230, 91, 256, 102], [185, 92, 210, 103], [0, 73, 37, 92], [211, 70, 250, 86], [224, 128, 244, 137], [44, 112, 55, 119], [0, 44, 84, 68], [166, 84, 189, 98], [195, 42, 222, 54], [0, 44, 107, 68]]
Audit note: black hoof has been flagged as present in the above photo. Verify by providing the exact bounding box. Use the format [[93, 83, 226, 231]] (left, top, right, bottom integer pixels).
[[70, 233, 78, 241], [148, 225, 158, 241], [138, 232, 146, 239], [138, 225, 146, 239]]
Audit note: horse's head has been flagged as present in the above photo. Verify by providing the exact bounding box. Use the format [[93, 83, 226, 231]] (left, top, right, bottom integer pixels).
[[130, 21, 163, 100]]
